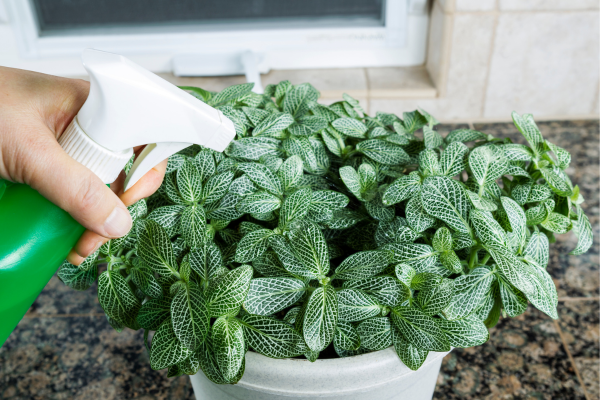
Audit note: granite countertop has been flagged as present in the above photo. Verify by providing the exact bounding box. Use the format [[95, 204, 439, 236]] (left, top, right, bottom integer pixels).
[[1, 120, 598, 400]]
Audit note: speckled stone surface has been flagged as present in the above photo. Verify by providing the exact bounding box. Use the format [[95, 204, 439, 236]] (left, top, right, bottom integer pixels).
[[0, 121, 597, 399]]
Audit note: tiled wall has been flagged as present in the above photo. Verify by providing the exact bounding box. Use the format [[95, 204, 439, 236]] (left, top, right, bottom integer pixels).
[[373, 0, 599, 122]]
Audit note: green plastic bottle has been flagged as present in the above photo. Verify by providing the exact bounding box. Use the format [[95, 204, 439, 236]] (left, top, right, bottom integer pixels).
[[0, 181, 85, 345], [0, 49, 235, 347]]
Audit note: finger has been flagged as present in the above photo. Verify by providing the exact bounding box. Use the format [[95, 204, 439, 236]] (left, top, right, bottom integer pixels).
[[69, 157, 168, 263], [24, 130, 132, 240]]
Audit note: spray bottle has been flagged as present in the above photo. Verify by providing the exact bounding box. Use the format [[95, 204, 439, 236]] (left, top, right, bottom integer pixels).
[[0, 49, 236, 346]]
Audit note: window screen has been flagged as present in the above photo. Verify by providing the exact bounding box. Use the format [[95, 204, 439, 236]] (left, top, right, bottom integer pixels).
[[33, 0, 385, 33]]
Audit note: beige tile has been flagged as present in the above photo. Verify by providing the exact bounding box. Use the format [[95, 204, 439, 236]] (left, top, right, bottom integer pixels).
[[366, 66, 437, 98], [436, 0, 455, 13], [483, 12, 599, 119], [320, 98, 370, 113], [426, 0, 453, 93], [500, 0, 598, 10], [157, 73, 247, 92], [261, 68, 367, 99], [456, 0, 496, 11], [372, 13, 495, 121]]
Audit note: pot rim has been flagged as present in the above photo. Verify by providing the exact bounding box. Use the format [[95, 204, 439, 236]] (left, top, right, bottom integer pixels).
[[225, 347, 450, 396]]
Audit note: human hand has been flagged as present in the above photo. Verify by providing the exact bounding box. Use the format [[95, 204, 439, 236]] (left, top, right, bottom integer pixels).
[[0, 66, 167, 265]]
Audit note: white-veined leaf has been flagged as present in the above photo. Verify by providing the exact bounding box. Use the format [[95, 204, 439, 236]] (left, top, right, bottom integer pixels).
[[334, 321, 361, 351], [333, 250, 392, 280], [337, 289, 381, 322], [356, 140, 410, 165], [181, 205, 207, 249], [343, 276, 409, 308], [212, 316, 245, 381], [443, 267, 494, 320], [137, 220, 178, 277], [241, 315, 306, 358], [150, 318, 191, 370], [391, 307, 450, 352], [171, 281, 210, 351], [235, 229, 273, 263], [303, 285, 338, 352], [207, 265, 253, 317], [244, 277, 307, 315], [570, 205, 593, 255], [382, 172, 421, 206], [434, 316, 489, 348], [440, 142, 469, 177], [421, 176, 471, 234], [357, 317, 392, 351], [287, 222, 330, 277], [279, 188, 312, 227], [237, 163, 283, 195]]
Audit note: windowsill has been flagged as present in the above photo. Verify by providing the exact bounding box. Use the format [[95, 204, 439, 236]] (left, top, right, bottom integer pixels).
[[157, 65, 437, 101]]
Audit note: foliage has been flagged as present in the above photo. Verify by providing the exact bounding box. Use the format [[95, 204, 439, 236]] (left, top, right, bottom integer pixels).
[[58, 81, 593, 382]]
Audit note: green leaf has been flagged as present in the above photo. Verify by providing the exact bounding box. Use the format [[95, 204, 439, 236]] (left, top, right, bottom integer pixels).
[[421, 176, 471, 234], [229, 175, 258, 196], [147, 205, 185, 237], [466, 190, 497, 212], [402, 111, 427, 134], [445, 129, 487, 144], [382, 172, 421, 206], [332, 118, 368, 138], [177, 160, 203, 203], [203, 171, 234, 205], [303, 285, 338, 352], [244, 277, 307, 315], [511, 112, 544, 157], [443, 267, 494, 320], [237, 162, 283, 195], [58, 256, 98, 291], [181, 205, 207, 249], [226, 137, 282, 160], [470, 209, 507, 248], [434, 316, 489, 348], [356, 140, 410, 165], [196, 336, 244, 384], [334, 321, 361, 351], [130, 263, 162, 299], [343, 276, 409, 308], [406, 195, 436, 233], [468, 145, 509, 187], [180, 86, 213, 102], [540, 212, 572, 234], [432, 227, 453, 252], [524, 230, 550, 268], [337, 289, 381, 322], [486, 245, 536, 297], [253, 112, 295, 137], [333, 250, 391, 280], [269, 234, 316, 279], [277, 155, 303, 191], [498, 275, 528, 317], [193, 149, 216, 182], [241, 315, 306, 358], [137, 297, 171, 330], [423, 126, 443, 149], [391, 307, 450, 352], [171, 282, 210, 351], [419, 149, 440, 177], [238, 192, 282, 214], [357, 317, 392, 351], [207, 193, 243, 221], [150, 319, 191, 370], [440, 142, 468, 177], [207, 265, 253, 317], [279, 188, 312, 228], [310, 190, 349, 211], [189, 242, 224, 285], [416, 278, 454, 316], [212, 316, 245, 381], [288, 222, 330, 277], [235, 229, 273, 263], [288, 115, 328, 136], [521, 259, 558, 319], [210, 82, 254, 106], [283, 83, 319, 118], [539, 166, 573, 197], [382, 243, 439, 272], [546, 140, 571, 169], [570, 205, 593, 255], [391, 324, 428, 371], [98, 270, 141, 329], [137, 220, 178, 277]]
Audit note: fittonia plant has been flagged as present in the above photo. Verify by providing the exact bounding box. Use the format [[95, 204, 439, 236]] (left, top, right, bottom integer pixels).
[[58, 81, 593, 381]]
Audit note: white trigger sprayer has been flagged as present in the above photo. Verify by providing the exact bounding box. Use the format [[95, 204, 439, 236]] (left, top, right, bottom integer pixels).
[[58, 49, 236, 191]]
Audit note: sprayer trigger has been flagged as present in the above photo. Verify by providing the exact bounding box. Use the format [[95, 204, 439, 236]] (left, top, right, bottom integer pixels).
[[124, 142, 191, 191]]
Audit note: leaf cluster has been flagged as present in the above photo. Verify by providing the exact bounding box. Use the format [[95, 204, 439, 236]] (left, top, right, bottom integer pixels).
[[58, 81, 593, 381]]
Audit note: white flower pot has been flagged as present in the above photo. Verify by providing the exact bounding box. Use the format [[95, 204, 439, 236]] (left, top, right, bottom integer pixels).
[[190, 347, 449, 400]]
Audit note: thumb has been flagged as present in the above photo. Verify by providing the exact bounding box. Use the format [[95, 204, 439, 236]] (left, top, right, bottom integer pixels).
[[25, 134, 132, 239]]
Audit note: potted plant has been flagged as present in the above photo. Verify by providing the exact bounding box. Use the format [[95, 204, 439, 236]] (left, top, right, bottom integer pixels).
[[58, 81, 593, 400]]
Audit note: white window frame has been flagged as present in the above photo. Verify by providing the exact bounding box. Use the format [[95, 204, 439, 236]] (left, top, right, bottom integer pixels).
[[4, 0, 429, 76]]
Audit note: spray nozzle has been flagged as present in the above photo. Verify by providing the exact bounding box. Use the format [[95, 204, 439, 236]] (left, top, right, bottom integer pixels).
[[58, 49, 236, 191]]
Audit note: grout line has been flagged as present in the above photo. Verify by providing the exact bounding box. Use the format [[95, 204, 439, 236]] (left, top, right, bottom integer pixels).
[[363, 67, 371, 115], [453, 8, 599, 15], [553, 319, 591, 400], [558, 297, 600, 302], [24, 313, 105, 318], [467, 121, 475, 130], [479, 1, 499, 119]]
